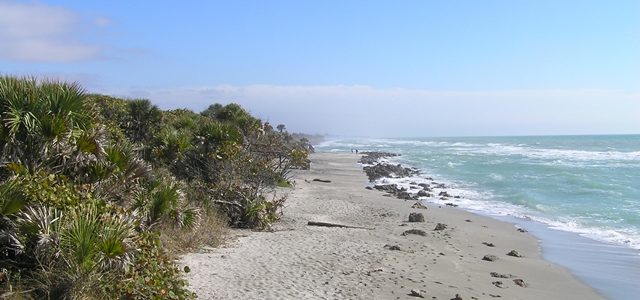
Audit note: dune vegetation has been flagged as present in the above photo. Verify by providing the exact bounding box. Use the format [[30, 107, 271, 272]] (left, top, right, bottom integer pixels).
[[0, 76, 312, 299]]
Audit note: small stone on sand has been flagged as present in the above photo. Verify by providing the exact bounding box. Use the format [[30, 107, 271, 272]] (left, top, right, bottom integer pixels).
[[513, 279, 527, 287], [402, 229, 427, 236], [506, 250, 522, 257], [434, 223, 447, 231], [482, 255, 499, 262], [409, 289, 427, 298], [409, 212, 425, 222]]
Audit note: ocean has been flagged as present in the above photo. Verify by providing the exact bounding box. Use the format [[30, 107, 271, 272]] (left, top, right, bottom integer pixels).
[[316, 135, 640, 299]]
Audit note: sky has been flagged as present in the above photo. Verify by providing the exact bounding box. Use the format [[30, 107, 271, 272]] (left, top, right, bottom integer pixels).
[[0, 0, 639, 137]]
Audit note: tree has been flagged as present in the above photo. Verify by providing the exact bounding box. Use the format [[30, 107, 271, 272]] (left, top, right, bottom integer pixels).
[[276, 124, 286, 133]]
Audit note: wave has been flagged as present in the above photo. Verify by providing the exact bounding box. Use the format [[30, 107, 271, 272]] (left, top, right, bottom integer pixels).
[[452, 144, 640, 162], [373, 156, 640, 251]]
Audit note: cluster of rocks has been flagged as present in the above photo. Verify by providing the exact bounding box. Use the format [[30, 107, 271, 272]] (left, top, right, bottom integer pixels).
[[363, 163, 420, 182], [372, 184, 419, 200], [358, 151, 400, 165]]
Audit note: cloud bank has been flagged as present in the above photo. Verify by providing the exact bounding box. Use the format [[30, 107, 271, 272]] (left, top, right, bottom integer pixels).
[[114, 84, 640, 137], [0, 1, 107, 62]]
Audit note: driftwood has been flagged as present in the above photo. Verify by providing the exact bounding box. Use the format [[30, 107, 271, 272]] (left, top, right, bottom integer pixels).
[[307, 221, 374, 230], [312, 178, 331, 183], [212, 200, 244, 209]]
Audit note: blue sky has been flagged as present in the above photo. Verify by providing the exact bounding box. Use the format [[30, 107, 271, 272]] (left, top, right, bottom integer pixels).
[[1, 0, 639, 137]]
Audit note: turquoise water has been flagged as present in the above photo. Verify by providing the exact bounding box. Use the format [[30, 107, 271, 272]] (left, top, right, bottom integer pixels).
[[318, 135, 640, 298], [317, 135, 640, 251]]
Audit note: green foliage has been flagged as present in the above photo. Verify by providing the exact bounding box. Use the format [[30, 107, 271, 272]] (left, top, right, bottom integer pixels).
[[115, 233, 196, 300], [0, 76, 311, 298]]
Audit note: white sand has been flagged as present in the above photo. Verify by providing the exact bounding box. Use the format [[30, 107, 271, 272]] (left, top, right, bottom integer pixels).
[[182, 153, 603, 300]]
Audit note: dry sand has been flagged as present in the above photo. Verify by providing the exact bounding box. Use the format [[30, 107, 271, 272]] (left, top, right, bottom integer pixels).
[[181, 153, 604, 300]]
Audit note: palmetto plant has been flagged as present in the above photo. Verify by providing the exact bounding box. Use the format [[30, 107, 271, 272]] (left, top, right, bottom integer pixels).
[[0, 77, 93, 175], [136, 178, 200, 230]]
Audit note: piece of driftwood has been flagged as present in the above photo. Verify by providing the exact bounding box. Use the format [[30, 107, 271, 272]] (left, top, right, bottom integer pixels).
[[307, 221, 373, 230], [312, 178, 332, 183]]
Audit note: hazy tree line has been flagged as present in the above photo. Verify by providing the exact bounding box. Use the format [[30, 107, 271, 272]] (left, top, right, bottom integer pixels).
[[0, 76, 311, 299]]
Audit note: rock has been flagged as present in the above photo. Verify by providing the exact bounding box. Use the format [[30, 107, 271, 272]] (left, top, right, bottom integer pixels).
[[482, 255, 498, 262], [418, 183, 429, 188], [396, 191, 416, 200], [438, 191, 451, 197], [445, 202, 459, 207], [402, 229, 427, 236], [506, 250, 522, 257], [465, 219, 472, 222], [417, 190, 429, 197], [384, 244, 401, 251], [365, 186, 373, 190], [490, 272, 514, 278], [358, 152, 400, 164], [409, 289, 427, 298], [434, 223, 447, 231], [363, 163, 419, 181], [411, 202, 428, 209], [451, 294, 463, 300], [454, 195, 461, 199], [513, 279, 527, 287], [482, 242, 495, 247], [492, 281, 504, 288], [517, 228, 528, 233], [408, 212, 425, 222], [410, 181, 417, 185]]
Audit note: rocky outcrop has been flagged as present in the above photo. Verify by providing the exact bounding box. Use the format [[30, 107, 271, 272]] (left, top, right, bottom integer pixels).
[[364, 163, 419, 181], [358, 151, 400, 165]]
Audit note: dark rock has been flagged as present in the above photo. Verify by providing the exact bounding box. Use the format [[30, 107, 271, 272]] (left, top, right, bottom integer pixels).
[[365, 186, 373, 190], [410, 182, 418, 185], [482, 242, 495, 247], [490, 272, 514, 278], [517, 228, 528, 233], [409, 289, 427, 298], [445, 203, 459, 207], [465, 219, 472, 222], [363, 162, 420, 181], [418, 183, 429, 188], [384, 244, 401, 251], [396, 191, 416, 200], [434, 223, 447, 231], [492, 281, 504, 288], [451, 294, 463, 300], [454, 195, 461, 199], [438, 191, 451, 197], [402, 229, 427, 236], [482, 255, 498, 262], [417, 190, 429, 197], [513, 279, 527, 287], [358, 151, 400, 164], [408, 212, 425, 222], [506, 250, 522, 257]]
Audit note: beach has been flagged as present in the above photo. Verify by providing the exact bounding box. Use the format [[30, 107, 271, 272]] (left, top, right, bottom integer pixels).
[[182, 152, 603, 299]]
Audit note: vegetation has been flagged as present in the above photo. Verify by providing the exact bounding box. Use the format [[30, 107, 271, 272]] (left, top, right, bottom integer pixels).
[[0, 77, 312, 299]]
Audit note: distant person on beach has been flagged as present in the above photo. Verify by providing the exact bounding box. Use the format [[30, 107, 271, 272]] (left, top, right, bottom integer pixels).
[[355, 149, 359, 154], [351, 149, 354, 153]]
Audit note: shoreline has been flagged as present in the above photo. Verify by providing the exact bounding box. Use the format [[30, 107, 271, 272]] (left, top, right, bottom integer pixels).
[[362, 150, 640, 299], [182, 153, 603, 299]]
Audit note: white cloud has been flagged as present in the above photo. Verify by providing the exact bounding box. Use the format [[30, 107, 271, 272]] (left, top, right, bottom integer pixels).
[[0, 1, 107, 62], [113, 84, 640, 137]]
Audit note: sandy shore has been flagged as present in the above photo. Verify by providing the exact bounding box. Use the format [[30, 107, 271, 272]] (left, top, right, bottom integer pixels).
[[181, 153, 603, 300]]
